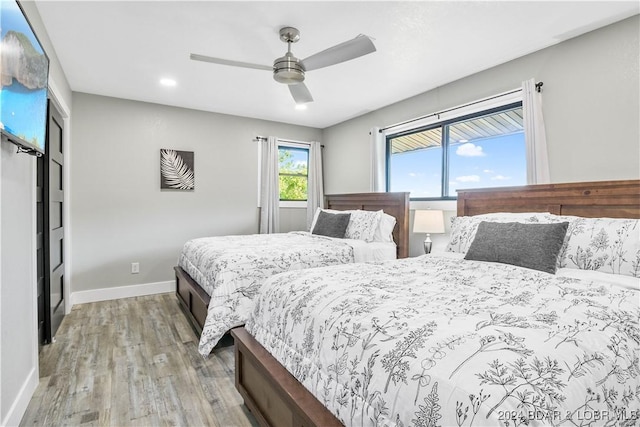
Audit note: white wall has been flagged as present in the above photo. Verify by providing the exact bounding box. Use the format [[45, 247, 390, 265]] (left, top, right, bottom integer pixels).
[[0, 142, 38, 425], [322, 16, 640, 256], [0, 2, 73, 424], [70, 93, 321, 295]]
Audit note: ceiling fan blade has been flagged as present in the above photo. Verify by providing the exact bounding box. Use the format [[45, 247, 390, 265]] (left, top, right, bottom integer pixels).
[[190, 53, 272, 71], [302, 35, 376, 71], [289, 83, 314, 104]]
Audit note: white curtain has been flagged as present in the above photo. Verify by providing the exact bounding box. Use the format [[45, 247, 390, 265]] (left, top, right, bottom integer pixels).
[[259, 137, 280, 234], [522, 78, 550, 184], [306, 141, 324, 230], [370, 127, 386, 192]]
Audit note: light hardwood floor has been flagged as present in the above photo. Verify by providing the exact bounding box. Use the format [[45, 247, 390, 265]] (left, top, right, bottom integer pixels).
[[20, 293, 258, 427]]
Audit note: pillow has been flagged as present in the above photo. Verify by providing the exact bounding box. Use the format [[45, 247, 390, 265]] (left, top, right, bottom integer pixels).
[[445, 212, 563, 254], [345, 210, 383, 242], [464, 221, 569, 274], [556, 216, 640, 277], [310, 208, 383, 242], [309, 207, 324, 232], [311, 211, 351, 238], [373, 211, 396, 243]]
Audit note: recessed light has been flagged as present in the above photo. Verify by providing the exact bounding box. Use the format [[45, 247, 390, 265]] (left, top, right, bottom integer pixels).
[[160, 78, 177, 87], [295, 103, 308, 110]]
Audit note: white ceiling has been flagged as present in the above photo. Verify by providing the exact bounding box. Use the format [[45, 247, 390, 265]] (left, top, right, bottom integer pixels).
[[35, 1, 639, 129]]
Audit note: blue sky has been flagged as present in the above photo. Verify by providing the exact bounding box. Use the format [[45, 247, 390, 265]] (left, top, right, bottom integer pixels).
[[1, 0, 44, 54], [389, 132, 526, 197], [279, 147, 309, 172]]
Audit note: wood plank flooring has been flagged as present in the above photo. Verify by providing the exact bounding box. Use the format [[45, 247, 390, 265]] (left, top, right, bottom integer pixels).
[[20, 293, 258, 427]]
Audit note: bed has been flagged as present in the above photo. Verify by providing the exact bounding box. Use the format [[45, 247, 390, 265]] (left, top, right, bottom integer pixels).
[[231, 179, 640, 427], [174, 192, 410, 355]]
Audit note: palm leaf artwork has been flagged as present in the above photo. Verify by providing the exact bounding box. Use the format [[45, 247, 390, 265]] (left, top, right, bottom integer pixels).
[[160, 149, 195, 190]]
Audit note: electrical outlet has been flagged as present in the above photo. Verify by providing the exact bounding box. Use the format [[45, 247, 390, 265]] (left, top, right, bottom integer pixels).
[[131, 262, 140, 274]]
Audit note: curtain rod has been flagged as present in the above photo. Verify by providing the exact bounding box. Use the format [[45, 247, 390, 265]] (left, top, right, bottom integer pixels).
[[379, 81, 543, 133], [254, 136, 324, 148]]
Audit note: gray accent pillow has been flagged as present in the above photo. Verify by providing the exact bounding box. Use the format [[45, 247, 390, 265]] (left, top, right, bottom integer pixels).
[[464, 221, 569, 274], [311, 211, 351, 238]]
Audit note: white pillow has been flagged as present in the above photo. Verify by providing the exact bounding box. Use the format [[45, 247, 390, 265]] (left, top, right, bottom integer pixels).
[[309, 207, 323, 232], [556, 216, 640, 277], [445, 212, 561, 254], [344, 210, 382, 242], [373, 212, 396, 243]]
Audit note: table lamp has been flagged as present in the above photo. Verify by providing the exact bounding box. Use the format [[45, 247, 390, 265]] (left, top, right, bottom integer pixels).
[[413, 210, 445, 254]]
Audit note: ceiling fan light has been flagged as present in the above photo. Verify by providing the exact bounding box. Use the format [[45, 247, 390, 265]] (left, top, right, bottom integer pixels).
[[273, 53, 305, 84], [274, 70, 305, 84], [295, 103, 308, 110]]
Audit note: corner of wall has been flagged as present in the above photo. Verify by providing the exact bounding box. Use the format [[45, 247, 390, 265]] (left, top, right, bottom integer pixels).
[[0, 367, 38, 427]]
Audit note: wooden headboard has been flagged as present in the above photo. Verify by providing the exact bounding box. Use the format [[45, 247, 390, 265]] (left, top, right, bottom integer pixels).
[[457, 180, 640, 219], [324, 192, 410, 258]]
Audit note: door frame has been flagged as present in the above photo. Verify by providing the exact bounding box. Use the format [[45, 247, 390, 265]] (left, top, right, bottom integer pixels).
[[45, 79, 71, 315]]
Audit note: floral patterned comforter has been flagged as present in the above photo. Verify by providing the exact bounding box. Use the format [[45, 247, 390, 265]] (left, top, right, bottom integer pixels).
[[178, 232, 353, 355], [246, 255, 640, 427]]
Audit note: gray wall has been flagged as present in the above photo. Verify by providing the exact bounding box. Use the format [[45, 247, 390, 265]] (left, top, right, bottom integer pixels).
[[70, 93, 321, 292], [322, 16, 639, 256], [0, 2, 72, 424], [0, 141, 37, 423], [323, 16, 639, 191]]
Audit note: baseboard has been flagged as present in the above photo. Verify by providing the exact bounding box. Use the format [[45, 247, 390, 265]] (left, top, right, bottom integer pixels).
[[70, 280, 174, 306], [2, 366, 38, 427]]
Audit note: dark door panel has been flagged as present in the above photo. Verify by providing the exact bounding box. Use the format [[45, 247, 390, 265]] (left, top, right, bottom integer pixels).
[[36, 156, 45, 346], [40, 99, 65, 344]]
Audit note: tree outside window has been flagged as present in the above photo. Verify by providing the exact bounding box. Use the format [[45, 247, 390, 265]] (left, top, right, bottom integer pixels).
[[278, 146, 309, 201]]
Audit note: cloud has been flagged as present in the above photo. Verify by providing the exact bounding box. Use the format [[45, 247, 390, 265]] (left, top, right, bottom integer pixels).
[[483, 169, 494, 174], [456, 143, 485, 157], [491, 175, 511, 181], [456, 175, 480, 183]]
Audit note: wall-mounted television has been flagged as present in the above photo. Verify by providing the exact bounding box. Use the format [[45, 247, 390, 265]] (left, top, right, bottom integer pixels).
[[0, 0, 49, 156]]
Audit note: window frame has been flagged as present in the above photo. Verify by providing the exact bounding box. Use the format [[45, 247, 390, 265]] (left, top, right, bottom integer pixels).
[[385, 101, 524, 201], [277, 141, 310, 207]]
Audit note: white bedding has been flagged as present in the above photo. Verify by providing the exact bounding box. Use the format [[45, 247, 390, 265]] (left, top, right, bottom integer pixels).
[[178, 231, 395, 355], [433, 251, 640, 291], [340, 237, 396, 263], [246, 254, 640, 426]]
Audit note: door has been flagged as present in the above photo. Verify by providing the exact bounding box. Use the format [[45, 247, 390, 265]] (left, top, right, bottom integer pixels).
[[36, 156, 45, 345], [42, 100, 65, 342]]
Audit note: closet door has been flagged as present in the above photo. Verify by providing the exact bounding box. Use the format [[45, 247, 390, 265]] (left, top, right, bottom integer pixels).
[[36, 155, 46, 345], [43, 100, 65, 342]]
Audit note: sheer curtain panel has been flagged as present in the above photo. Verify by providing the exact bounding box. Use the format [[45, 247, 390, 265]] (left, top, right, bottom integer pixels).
[[259, 137, 280, 233], [370, 127, 386, 192], [522, 78, 550, 184], [306, 141, 324, 230]]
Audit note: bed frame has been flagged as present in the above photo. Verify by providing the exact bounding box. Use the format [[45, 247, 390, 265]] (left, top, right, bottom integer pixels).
[[231, 179, 640, 427], [175, 191, 410, 336], [457, 179, 640, 219]]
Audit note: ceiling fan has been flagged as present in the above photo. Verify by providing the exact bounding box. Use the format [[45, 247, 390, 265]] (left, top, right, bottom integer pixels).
[[190, 26, 376, 104]]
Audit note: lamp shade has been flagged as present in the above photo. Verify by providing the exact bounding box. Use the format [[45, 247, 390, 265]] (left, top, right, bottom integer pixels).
[[413, 210, 445, 234]]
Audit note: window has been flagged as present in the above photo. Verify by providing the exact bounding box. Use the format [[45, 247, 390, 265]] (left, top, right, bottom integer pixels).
[[278, 145, 309, 201], [387, 103, 525, 199]]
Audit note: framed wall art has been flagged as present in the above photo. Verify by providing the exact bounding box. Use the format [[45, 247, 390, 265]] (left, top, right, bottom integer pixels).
[[160, 149, 194, 190]]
